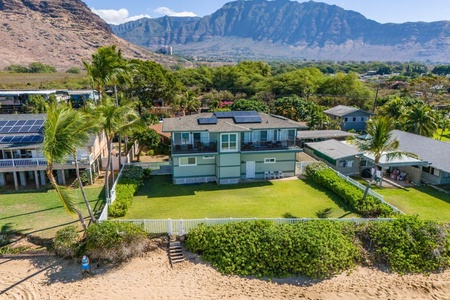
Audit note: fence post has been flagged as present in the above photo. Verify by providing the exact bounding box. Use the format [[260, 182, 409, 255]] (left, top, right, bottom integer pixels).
[[179, 219, 183, 235], [168, 219, 172, 235]]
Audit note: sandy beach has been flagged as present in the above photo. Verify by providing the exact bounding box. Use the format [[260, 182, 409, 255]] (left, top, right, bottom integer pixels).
[[1, 247, 450, 300]]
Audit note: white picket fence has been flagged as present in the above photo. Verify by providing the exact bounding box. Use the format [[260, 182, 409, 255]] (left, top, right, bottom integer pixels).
[[110, 217, 394, 235]]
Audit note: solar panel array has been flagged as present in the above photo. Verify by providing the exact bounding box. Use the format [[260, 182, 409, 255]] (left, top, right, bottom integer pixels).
[[214, 111, 258, 118], [198, 117, 218, 125], [0, 119, 44, 134], [233, 116, 262, 123], [0, 135, 43, 144]]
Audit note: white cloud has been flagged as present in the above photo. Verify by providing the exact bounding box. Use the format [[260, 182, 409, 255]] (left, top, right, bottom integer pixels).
[[154, 7, 197, 17], [90, 8, 151, 25]]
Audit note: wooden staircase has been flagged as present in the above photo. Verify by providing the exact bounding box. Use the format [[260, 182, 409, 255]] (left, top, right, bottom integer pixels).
[[168, 241, 185, 266]]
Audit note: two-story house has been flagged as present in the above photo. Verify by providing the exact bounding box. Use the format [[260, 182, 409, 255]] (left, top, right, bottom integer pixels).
[[0, 114, 107, 190], [162, 111, 308, 184], [324, 105, 372, 132]]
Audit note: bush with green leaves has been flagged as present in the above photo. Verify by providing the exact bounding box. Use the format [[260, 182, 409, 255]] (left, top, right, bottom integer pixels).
[[108, 165, 144, 217], [85, 221, 150, 262], [54, 225, 82, 258], [306, 162, 394, 217], [66, 67, 81, 74], [186, 220, 360, 279], [361, 216, 450, 274]]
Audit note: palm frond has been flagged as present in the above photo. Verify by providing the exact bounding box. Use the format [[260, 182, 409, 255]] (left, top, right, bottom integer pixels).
[[54, 184, 77, 215]]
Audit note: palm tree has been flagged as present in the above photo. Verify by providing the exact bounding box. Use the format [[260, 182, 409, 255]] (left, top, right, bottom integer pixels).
[[401, 104, 438, 137], [42, 103, 98, 231], [93, 97, 141, 200], [82, 45, 129, 102], [353, 117, 418, 186]]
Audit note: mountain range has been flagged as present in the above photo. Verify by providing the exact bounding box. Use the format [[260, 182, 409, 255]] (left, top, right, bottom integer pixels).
[[111, 0, 450, 62], [0, 0, 184, 71]]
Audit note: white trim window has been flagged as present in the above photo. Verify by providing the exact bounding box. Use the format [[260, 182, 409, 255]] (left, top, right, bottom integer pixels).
[[220, 133, 238, 152], [179, 157, 197, 166], [264, 158, 276, 164]]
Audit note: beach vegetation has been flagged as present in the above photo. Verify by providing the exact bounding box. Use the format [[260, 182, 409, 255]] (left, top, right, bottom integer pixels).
[[186, 216, 450, 278], [85, 221, 150, 262]]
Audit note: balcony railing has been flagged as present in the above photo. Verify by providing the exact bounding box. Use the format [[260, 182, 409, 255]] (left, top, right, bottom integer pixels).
[[241, 140, 298, 151], [170, 140, 299, 154], [172, 142, 218, 154], [0, 154, 93, 169]]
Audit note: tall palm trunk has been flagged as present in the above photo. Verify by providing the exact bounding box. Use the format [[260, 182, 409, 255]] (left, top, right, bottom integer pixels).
[[105, 134, 112, 200], [46, 167, 87, 232], [73, 151, 97, 224]]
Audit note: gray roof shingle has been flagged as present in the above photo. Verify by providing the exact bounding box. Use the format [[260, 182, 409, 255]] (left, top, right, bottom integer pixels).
[[162, 112, 308, 133], [324, 105, 372, 117], [305, 139, 363, 160], [391, 130, 450, 173]]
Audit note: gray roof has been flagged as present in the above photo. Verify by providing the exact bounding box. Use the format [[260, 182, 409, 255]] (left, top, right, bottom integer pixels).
[[162, 112, 308, 133], [0, 114, 46, 121], [297, 130, 355, 139], [391, 130, 450, 173], [305, 139, 363, 160], [324, 105, 372, 117]]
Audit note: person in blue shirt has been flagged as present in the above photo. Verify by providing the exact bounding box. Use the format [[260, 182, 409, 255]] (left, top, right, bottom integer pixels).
[[81, 255, 91, 275]]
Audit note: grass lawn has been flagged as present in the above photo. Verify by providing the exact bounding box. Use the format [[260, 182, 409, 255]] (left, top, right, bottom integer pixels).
[[433, 128, 450, 142], [351, 177, 450, 222], [0, 186, 105, 239], [124, 175, 358, 220], [376, 186, 450, 223]]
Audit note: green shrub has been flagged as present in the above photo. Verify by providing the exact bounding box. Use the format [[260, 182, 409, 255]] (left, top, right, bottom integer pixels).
[[4, 64, 28, 73], [146, 149, 154, 156], [54, 225, 82, 258], [306, 162, 394, 217], [66, 67, 81, 74], [143, 168, 152, 178], [186, 220, 360, 279], [27, 62, 57, 73], [85, 221, 150, 262], [361, 216, 450, 273], [108, 165, 144, 217]]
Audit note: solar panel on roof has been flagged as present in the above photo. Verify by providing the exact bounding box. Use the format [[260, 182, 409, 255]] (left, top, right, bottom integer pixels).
[[35, 120, 44, 125], [21, 136, 33, 143], [11, 136, 22, 143], [16, 120, 26, 125], [6, 120, 16, 126], [233, 116, 262, 123], [29, 125, 42, 133], [0, 127, 11, 133], [0, 121, 8, 126], [0, 136, 13, 143], [31, 135, 43, 142], [18, 126, 32, 133], [198, 117, 218, 125], [24, 120, 35, 126], [214, 111, 234, 118]]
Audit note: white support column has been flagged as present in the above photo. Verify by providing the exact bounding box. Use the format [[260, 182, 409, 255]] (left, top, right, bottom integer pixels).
[[34, 170, 40, 189], [13, 172, 19, 190], [0, 172, 6, 186], [40, 170, 46, 186], [88, 167, 93, 185], [19, 171, 27, 187]]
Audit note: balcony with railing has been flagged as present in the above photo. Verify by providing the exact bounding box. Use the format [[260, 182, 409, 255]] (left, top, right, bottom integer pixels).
[[241, 140, 299, 152], [171, 142, 218, 155], [0, 153, 94, 169]]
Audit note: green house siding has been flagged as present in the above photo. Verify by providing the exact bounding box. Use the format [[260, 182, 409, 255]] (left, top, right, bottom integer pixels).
[[216, 153, 241, 183], [173, 155, 216, 180], [241, 152, 297, 178]]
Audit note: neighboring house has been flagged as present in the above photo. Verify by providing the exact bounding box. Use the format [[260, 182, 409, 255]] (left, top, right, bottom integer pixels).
[[324, 105, 372, 131], [304, 139, 363, 176], [162, 111, 308, 184], [149, 122, 171, 145], [297, 130, 355, 148], [66, 90, 99, 108], [388, 130, 450, 185], [0, 114, 107, 190]]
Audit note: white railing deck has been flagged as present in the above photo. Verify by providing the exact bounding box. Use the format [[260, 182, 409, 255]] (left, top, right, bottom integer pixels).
[[0, 155, 93, 169], [111, 218, 394, 235]]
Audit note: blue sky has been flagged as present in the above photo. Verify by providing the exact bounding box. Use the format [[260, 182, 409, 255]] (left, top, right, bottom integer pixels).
[[83, 0, 450, 25]]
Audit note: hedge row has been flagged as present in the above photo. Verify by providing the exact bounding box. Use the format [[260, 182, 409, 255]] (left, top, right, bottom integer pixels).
[[108, 165, 145, 217], [186, 216, 450, 279], [305, 162, 393, 217]]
